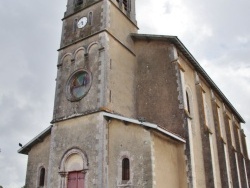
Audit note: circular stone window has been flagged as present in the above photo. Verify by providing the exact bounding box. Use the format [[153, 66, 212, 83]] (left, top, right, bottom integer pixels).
[[66, 69, 92, 101]]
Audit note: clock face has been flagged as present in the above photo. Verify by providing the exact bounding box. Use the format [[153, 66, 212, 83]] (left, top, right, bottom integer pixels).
[[77, 17, 88, 29], [66, 69, 92, 101]]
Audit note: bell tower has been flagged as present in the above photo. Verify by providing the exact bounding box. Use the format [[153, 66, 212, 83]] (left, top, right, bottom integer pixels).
[[52, 0, 138, 123], [47, 1, 139, 187]]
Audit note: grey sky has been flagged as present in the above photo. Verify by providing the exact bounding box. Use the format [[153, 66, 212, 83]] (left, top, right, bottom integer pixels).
[[0, 0, 249, 187]]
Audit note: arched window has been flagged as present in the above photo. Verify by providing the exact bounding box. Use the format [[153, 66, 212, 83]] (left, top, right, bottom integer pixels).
[[73, 19, 78, 32], [186, 91, 191, 113], [88, 12, 93, 25], [123, 0, 128, 11], [116, 0, 130, 12], [39, 167, 45, 186], [76, 0, 83, 6], [122, 158, 130, 181]]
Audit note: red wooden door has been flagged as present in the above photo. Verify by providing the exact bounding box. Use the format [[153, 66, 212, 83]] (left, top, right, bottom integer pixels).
[[77, 172, 84, 188], [67, 171, 85, 188]]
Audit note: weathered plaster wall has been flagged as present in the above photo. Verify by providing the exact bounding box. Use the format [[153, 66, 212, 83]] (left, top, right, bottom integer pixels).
[[108, 2, 137, 51], [179, 56, 206, 187], [48, 113, 107, 187], [179, 51, 250, 188], [106, 36, 137, 118], [134, 40, 185, 137], [108, 119, 153, 188], [233, 120, 249, 187], [25, 134, 51, 188], [152, 132, 187, 188], [54, 0, 139, 121], [224, 108, 240, 187], [211, 96, 232, 188], [199, 78, 222, 188], [53, 34, 107, 121], [109, 0, 137, 23], [61, 1, 103, 48]]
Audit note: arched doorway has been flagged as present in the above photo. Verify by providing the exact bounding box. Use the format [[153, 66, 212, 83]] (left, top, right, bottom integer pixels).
[[59, 148, 88, 188]]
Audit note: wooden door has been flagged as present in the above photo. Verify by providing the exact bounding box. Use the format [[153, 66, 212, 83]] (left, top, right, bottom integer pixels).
[[67, 171, 85, 188], [77, 172, 84, 187]]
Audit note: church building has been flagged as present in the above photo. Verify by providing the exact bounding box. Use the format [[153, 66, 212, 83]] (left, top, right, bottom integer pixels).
[[19, 0, 250, 187]]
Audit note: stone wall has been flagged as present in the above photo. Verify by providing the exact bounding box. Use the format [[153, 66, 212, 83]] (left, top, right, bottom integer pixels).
[[108, 119, 153, 188], [25, 134, 51, 188], [48, 113, 107, 187], [134, 40, 185, 138]]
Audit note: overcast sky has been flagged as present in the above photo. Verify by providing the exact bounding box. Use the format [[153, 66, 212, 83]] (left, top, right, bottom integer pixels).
[[0, 0, 249, 187]]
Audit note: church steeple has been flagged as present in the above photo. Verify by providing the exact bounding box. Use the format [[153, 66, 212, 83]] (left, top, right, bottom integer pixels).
[[52, 0, 138, 122], [59, 0, 137, 49]]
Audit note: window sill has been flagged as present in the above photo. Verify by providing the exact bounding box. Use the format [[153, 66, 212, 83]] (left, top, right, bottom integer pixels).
[[205, 124, 213, 134], [117, 185, 132, 188], [184, 109, 192, 119], [232, 146, 237, 152], [117, 181, 132, 187], [220, 136, 226, 144]]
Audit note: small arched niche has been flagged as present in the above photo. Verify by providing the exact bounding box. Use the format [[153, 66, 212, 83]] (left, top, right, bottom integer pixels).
[[88, 42, 100, 64], [74, 48, 87, 69], [60, 53, 73, 70]]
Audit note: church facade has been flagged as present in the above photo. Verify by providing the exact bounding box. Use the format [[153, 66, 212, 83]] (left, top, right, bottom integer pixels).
[[19, 0, 250, 188]]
